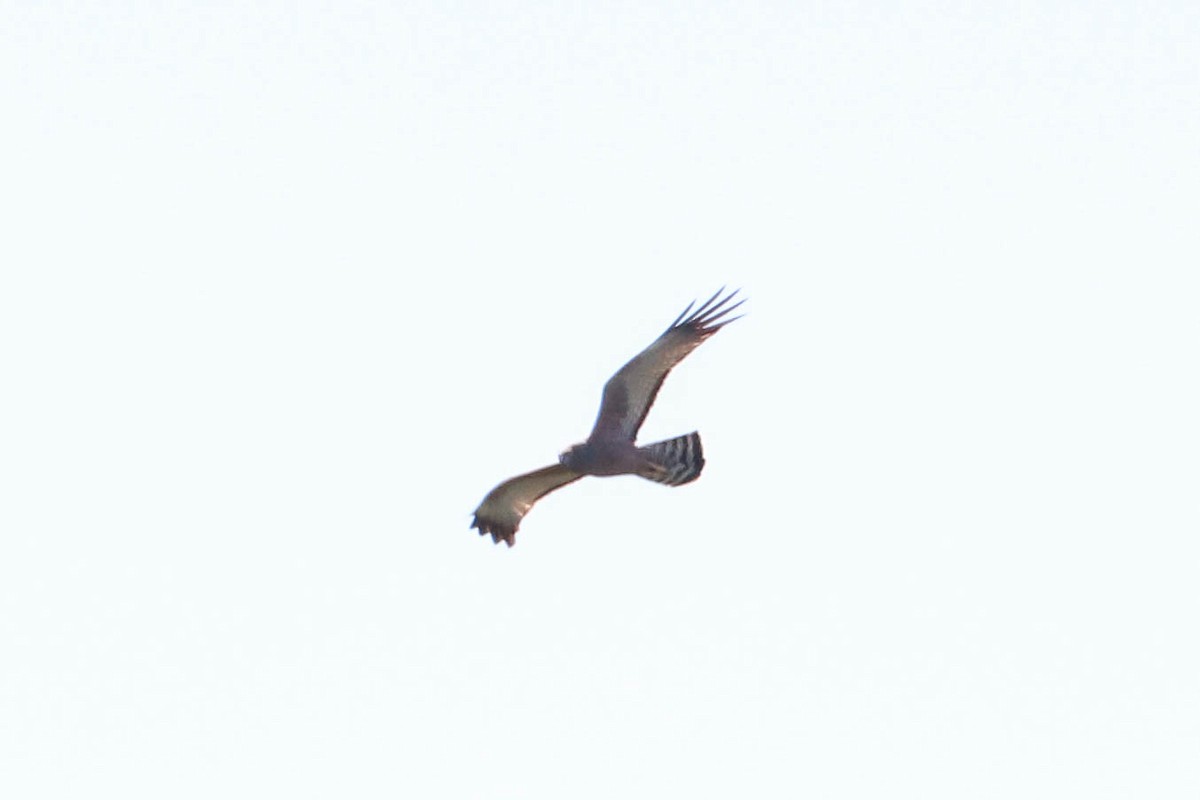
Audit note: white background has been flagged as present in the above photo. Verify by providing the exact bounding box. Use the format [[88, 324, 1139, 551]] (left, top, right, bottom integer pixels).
[[2, 2, 1197, 797]]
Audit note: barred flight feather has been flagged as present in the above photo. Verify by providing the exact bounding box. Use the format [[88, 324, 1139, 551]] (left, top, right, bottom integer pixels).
[[638, 432, 705, 486]]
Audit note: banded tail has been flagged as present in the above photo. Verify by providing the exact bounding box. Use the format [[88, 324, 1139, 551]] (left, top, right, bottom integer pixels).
[[638, 432, 705, 486]]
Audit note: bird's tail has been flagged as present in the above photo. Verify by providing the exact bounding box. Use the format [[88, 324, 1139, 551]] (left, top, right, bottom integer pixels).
[[637, 432, 705, 486]]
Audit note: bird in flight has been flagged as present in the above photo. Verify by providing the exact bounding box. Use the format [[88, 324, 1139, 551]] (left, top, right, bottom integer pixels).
[[471, 288, 745, 547]]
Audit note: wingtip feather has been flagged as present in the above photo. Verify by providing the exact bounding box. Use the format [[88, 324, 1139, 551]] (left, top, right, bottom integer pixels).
[[471, 514, 517, 548], [672, 287, 745, 333], [666, 299, 696, 332]]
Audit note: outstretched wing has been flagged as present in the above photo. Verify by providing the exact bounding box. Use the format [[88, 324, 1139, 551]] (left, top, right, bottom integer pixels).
[[471, 464, 584, 547], [588, 288, 744, 443]]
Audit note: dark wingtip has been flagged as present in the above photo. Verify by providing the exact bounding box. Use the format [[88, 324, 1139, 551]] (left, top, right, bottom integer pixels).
[[675, 287, 745, 333], [666, 299, 696, 332], [472, 515, 517, 547]]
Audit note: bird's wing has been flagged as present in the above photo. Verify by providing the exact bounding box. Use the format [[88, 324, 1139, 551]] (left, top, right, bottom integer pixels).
[[588, 288, 744, 443], [471, 464, 584, 547]]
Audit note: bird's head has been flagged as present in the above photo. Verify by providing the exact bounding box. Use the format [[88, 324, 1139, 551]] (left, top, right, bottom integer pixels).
[[558, 443, 588, 470]]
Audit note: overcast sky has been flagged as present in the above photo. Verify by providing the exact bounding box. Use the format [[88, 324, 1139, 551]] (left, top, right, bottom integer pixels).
[[2, 2, 1198, 797]]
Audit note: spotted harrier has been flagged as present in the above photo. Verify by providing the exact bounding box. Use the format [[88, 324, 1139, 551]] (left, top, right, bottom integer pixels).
[[471, 288, 744, 547]]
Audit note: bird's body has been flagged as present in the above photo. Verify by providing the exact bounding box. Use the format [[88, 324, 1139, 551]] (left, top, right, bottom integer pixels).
[[471, 288, 744, 546], [559, 439, 652, 476]]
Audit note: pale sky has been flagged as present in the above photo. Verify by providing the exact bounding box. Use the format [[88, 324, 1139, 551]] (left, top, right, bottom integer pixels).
[[2, 2, 1198, 798]]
